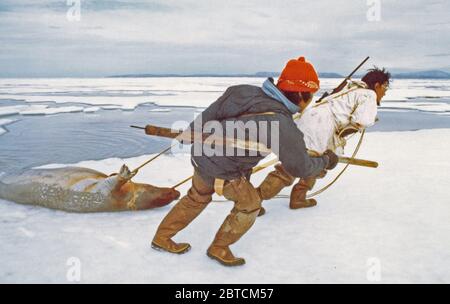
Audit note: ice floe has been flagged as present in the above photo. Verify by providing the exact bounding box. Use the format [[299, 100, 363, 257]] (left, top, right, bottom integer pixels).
[[1, 78, 450, 115], [0, 105, 28, 117], [381, 101, 450, 113], [20, 106, 84, 116], [83, 107, 101, 113], [148, 108, 172, 112]]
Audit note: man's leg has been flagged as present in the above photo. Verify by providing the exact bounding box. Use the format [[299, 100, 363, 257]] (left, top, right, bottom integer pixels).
[[152, 171, 214, 254], [290, 176, 317, 209], [207, 177, 262, 267], [256, 164, 295, 216]]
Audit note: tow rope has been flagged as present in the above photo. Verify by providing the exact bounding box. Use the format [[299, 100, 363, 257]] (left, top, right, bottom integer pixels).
[[276, 129, 365, 200]]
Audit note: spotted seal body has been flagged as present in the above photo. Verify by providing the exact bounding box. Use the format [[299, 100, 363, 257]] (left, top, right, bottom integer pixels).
[[0, 165, 180, 212]]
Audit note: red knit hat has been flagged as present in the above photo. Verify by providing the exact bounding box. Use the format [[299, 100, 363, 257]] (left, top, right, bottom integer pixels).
[[277, 56, 320, 93]]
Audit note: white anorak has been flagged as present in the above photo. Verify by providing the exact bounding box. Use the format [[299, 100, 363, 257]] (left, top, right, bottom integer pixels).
[[296, 81, 378, 155]]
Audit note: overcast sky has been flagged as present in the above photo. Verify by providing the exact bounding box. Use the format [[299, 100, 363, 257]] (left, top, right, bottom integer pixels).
[[0, 0, 449, 77]]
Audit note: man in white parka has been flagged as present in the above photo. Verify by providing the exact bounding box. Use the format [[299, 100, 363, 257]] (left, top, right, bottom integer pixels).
[[257, 67, 391, 214]]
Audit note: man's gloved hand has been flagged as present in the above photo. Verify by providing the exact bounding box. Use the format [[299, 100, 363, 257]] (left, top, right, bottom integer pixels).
[[323, 150, 339, 170], [316, 170, 327, 179]]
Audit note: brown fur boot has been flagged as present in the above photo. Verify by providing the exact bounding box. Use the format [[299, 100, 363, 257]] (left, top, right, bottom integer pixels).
[[256, 164, 295, 217], [207, 208, 259, 267], [289, 177, 317, 209], [152, 171, 214, 254], [207, 178, 261, 266], [207, 244, 246, 267]]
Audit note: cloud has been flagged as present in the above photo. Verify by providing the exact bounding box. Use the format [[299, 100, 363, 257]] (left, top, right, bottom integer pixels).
[[0, 0, 176, 13], [426, 53, 450, 57], [0, 0, 449, 77]]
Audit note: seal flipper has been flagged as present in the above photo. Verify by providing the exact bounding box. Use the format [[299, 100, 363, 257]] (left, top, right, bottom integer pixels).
[[118, 164, 136, 181], [87, 165, 134, 195]]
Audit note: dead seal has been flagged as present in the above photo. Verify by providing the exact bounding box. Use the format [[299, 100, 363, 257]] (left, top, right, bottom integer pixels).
[[0, 165, 180, 212]]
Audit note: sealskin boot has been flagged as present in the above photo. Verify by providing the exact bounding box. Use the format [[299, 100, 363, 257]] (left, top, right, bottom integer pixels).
[[152, 171, 214, 254], [289, 177, 317, 209], [207, 245, 245, 267], [256, 164, 295, 217], [207, 178, 261, 267], [152, 237, 191, 254], [207, 208, 258, 267]]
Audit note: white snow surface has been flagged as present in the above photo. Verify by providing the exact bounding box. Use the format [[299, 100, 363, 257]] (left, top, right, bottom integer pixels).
[[0, 129, 449, 283]]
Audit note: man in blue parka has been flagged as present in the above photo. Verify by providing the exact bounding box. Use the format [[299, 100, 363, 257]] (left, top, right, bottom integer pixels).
[[152, 57, 338, 266]]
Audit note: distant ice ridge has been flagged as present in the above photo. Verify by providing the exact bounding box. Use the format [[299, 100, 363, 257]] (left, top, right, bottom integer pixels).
[[1, 78, 450, 115], [0, 77, 251, 109]]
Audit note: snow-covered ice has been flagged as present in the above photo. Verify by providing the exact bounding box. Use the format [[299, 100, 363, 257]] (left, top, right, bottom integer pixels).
[[381, 101, 450, 113], [83, 107, 101, 114], [2, 78, 450, 115], [20, 106, 84, 116], [384, 79, 450, 101], [0, 105, 29, 117], [149, 108, 172, 113], [0, 104, 88, 117], [1, 129, 449, 283]]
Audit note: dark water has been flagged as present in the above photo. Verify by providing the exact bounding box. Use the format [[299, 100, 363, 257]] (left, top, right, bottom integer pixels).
[[371, 110, 450, 132], [1, 102, 449, 175], [0, 103, 199, 175]]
